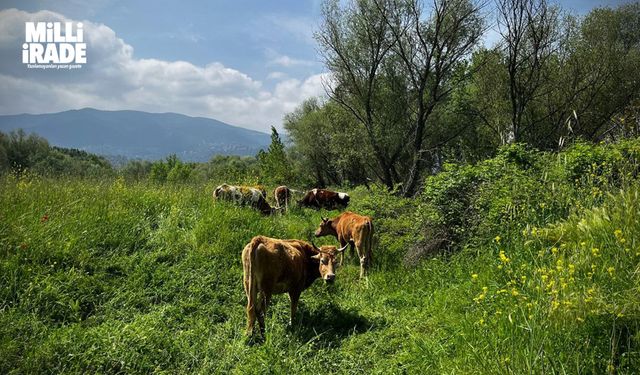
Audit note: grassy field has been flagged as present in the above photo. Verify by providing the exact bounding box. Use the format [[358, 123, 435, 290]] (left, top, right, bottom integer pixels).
[[1, 142, 639, 373]]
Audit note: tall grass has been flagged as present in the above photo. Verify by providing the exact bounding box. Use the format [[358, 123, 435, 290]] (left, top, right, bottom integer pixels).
[[1, 140, 639, 373]]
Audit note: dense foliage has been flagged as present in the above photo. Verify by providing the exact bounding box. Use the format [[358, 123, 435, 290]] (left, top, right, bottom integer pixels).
[[285, 0, 640, 194], [1, 139, 639, 373], [0, 130, 113, 178]]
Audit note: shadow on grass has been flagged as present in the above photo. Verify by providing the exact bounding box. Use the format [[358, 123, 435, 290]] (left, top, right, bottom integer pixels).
[[290, 301, 385, 345]]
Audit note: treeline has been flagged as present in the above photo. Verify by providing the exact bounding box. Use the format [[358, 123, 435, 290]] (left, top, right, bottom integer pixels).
[[0, 130, 113, 178], [285, 0, 640, 195], [2, 2, 638, 191], [0, 129, 264, 185]]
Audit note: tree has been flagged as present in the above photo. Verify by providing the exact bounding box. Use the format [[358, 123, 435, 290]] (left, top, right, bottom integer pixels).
[[382, 0, 486, 195], [317, 0, 405, 189], [318, 0, 485, 195], [257, 126, 293, 185], [285, 98, 372, 187], [496, 0, 560, 143]]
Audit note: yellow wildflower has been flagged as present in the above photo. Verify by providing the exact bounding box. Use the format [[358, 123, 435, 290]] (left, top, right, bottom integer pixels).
[[499, 250, 511, 264], [471, 273, 478, 280], [494, 235, 501, 243]]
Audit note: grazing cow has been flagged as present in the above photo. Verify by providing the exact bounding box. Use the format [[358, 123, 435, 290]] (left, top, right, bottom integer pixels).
[[213, 184, 275, 215], [274, 185, 303, 210], [298, 188, 350, 210], [314, 211, 374, 278], [242, 236, 347, 336]]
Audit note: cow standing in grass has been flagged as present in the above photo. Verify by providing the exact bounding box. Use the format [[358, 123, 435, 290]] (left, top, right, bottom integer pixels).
[[213, 184, 275, 215], [242, 236, 347, 337], [315, 212, 374, 278], [274, 185, 303, 211], [298, 188, 350, 210]]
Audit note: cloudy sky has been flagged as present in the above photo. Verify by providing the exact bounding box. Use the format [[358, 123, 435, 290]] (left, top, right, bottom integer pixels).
[[0, 0, 630, 133]]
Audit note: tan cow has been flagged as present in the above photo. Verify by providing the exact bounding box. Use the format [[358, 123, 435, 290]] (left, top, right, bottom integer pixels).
[[242, 235, 347, 337], [314, 211, 374, 278]]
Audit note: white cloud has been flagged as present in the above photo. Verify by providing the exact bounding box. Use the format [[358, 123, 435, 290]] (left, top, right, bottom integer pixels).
[[0, 8, 327, 132], [266, 71, 287, 80], [268, 54, 316, 68]]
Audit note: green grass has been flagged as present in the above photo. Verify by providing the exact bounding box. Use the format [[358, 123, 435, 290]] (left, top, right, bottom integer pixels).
[[1, 147, 639, 373]]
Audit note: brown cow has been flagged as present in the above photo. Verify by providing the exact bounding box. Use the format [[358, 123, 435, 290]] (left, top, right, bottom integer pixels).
[[298, 188, 350, 210], [314, 211, 374, 278], [213, 184, 275, 215], [242, 235, 347, 337], [274, 185, 303, 210]]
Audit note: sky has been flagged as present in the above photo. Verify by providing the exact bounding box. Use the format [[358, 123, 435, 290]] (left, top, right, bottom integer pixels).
[[0, 0, 632, 133]]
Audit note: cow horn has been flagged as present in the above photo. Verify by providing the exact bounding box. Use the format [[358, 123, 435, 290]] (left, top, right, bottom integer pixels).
[[310, 241, 320, 251], [337, 243, 349, 253]]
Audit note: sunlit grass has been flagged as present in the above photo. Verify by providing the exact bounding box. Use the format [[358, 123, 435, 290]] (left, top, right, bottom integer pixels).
[[1, 140, 639, 373]]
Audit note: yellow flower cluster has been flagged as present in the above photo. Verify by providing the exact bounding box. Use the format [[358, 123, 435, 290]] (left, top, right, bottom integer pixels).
[[613, 228, 626, 244], [499, 250, 510, 264]]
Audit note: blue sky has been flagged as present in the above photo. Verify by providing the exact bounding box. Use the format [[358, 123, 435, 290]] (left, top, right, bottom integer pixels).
[[0, 0, 632, 132]]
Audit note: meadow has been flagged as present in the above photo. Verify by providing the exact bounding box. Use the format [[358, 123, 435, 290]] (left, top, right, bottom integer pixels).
[[1, 141, 639, 374]]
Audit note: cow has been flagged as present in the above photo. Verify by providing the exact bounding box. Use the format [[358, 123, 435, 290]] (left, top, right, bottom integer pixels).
[[242, 235, 348, 337], [274, 185, 303, 210], [298, 188, 350, 210], [314, 211, 374, 278], [213, 184, 275, 215]]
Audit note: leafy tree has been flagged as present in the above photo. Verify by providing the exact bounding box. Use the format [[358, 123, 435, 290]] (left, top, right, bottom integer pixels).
[[257, 126, 293, 185], [285, 98, 372, 187]]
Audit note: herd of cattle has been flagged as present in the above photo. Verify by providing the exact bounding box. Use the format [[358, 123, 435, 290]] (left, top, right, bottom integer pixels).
[[212, 183, 372, 337], [213, 183, 351, 214]]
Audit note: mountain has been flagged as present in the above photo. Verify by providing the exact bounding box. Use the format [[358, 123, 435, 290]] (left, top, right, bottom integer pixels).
[[0, 108, 271, 161]]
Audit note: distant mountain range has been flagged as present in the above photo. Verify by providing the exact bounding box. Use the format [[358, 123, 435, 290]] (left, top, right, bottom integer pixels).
[[0, 108, 271, 162]]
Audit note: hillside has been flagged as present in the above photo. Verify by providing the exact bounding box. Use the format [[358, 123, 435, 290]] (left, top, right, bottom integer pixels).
[[0, 108, 271, 161], [0, 140, 639, 373]]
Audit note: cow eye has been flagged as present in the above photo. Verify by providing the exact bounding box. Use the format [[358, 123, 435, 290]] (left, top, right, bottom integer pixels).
[[321, 258, 328, 265]]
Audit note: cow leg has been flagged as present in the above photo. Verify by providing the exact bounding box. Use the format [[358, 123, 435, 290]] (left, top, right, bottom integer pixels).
[[245, 296, 256, 336], [244, 272, 257, 336], [355, 239, 368, 278], [339, 239, 349, 265], [288, 290, 301, 326], [257, 289, 273, 337], [256, 291, 267, 336], [350, 242, 356, 261]]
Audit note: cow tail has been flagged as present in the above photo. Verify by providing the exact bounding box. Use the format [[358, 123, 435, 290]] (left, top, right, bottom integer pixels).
[[245, 236, 262, 322]]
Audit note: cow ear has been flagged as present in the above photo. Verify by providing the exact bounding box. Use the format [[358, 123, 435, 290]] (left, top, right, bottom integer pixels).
[[310, 253, 322, 260], [322, 217, 328, 223]]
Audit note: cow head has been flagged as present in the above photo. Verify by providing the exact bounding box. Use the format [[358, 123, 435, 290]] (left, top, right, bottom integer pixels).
[[310, 242, 347, 283], [314, 217, 336, 237], [337, 192, 350, 206]]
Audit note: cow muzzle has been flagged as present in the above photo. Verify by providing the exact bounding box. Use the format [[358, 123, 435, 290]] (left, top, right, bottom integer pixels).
[[324, 273, 335, 283]]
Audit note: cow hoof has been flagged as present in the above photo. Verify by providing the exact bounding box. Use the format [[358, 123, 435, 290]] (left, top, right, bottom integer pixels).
[[245, 334, 265, 346]]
